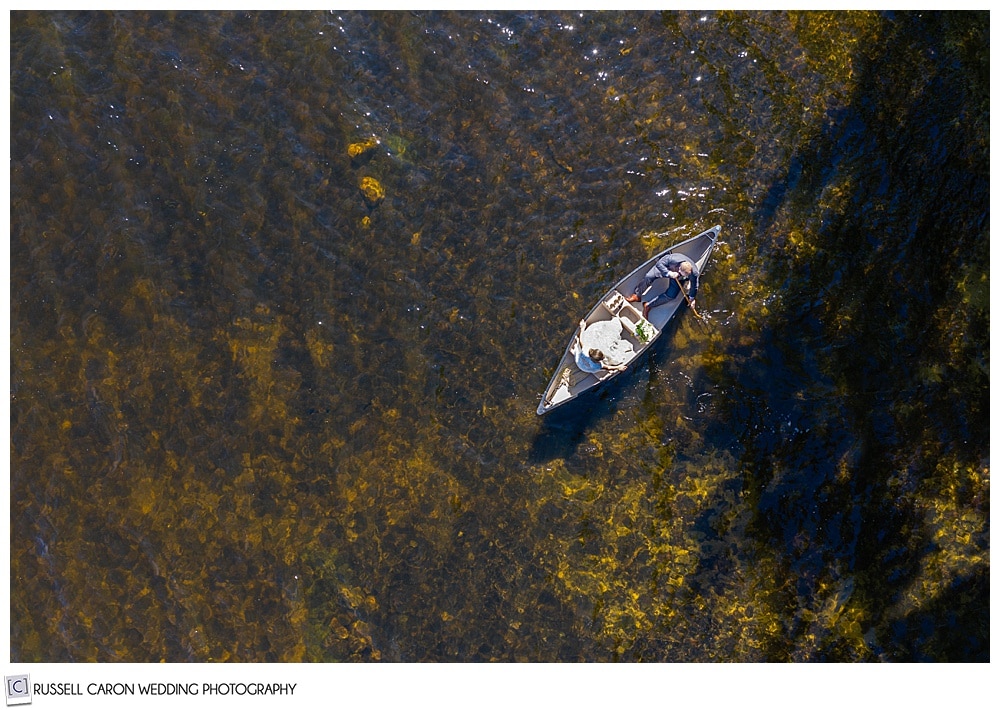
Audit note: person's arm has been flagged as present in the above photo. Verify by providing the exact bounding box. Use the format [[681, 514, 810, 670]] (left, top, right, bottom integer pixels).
[[572, 320, 587, 351]]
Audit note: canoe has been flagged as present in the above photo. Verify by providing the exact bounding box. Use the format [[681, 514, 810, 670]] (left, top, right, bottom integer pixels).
[[537, 225, 721, 415]]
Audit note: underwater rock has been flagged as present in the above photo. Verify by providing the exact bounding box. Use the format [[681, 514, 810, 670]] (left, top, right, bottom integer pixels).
[[348, 137, 379, 166], [359, 176, 385, 207]]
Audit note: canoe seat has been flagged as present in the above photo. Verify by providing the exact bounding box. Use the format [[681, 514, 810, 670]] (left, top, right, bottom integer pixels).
[[602, 292, 658, 343], [603, 291, 628, 313], [618, 307, 657, 342]]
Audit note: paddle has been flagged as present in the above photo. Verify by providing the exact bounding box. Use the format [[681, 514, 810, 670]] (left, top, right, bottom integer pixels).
[[673, 275, 709, 324]]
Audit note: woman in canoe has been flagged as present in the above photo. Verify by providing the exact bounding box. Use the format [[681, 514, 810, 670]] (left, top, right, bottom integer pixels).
[[571, 318, 632, 373]]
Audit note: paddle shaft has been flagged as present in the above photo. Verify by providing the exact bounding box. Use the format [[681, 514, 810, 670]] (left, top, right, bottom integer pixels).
[[673, 276, 707, 321]]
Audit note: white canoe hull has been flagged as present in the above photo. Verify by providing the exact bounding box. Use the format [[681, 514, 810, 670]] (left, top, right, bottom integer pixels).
[[537, 225, 721, 415]]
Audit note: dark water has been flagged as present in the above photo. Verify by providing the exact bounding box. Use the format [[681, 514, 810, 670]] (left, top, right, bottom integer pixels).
[[10, 11, 988, 662]]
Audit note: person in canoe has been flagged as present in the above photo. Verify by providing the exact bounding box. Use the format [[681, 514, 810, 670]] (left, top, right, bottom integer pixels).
[[571, 318, 632, 374], [626, 253, 699, 318]]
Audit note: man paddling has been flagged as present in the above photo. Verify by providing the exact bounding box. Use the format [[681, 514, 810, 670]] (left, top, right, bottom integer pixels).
[[626, 253, 699, 319]]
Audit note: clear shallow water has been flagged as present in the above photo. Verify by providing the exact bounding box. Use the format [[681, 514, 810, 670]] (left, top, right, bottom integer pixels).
[[10, 11, 988, 661]]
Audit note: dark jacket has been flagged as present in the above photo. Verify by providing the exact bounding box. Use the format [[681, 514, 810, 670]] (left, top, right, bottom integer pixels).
[[640, 252, 699, 301]]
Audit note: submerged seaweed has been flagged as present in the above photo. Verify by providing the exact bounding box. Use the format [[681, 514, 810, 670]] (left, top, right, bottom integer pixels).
[[10, 10, 988, 662]]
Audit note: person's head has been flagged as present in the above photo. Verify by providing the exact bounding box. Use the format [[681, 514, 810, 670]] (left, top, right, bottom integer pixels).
[[588, 348, 604, 362], [678, 261, 693, 277]]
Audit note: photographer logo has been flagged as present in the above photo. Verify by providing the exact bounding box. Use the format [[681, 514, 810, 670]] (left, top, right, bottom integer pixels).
[[4, 676, 31, 706]]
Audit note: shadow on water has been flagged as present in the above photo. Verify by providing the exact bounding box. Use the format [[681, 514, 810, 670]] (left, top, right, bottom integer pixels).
[[711, 11, 988, 660]]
